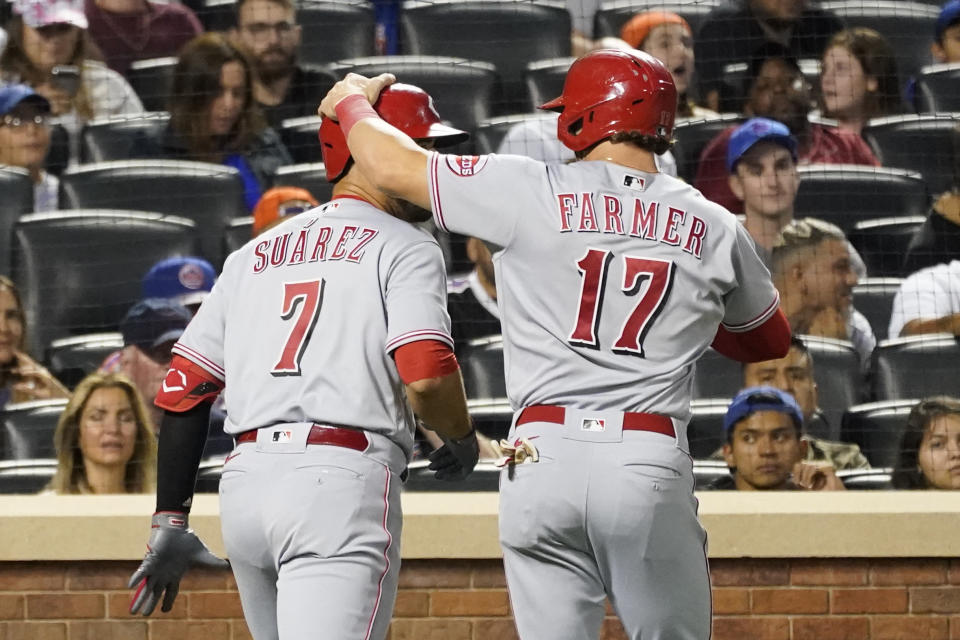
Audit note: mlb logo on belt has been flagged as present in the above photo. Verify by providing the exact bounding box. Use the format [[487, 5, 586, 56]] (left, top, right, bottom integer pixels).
[[272, 430, 293, 443], [581, 418, 605, 432]]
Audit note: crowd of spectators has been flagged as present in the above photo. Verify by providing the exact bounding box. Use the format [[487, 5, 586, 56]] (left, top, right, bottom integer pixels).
[[0, 0, 957, 493]]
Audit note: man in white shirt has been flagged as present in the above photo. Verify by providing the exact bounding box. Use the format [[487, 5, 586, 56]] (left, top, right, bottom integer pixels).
[[889, 259, 960, 337]]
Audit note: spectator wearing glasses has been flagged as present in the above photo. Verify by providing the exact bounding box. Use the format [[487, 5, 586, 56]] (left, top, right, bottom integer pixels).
[[892, 396, 960, 490], [231, 0, 336, 129], [83, 0, 201, 77], [713, 386, 847, 490], [251, 185, 318, 236], [0, 83, 58, 211], [1, 0, 143, 132], [694, 44, 878, 214]]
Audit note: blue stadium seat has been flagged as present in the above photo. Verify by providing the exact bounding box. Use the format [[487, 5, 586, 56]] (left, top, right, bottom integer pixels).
[[0, 400, 67, 460], [840, 399, 916, 468], [45, 332, 124, 390], [872, 334, 960, 401], [913, 62, 960, 113], [127, 58, 177, 112], [0, 459, 57, 494], [672, 114, 744, 183], [847, 216, 926, 278], [524, 57, 574, 111], [272, 162, 334, 203], [852, 278, 902, 343], [81, 112, 170, 164], [0, 167, 35, 276]]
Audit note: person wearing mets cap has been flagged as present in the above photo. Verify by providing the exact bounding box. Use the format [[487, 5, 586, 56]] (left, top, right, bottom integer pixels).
[[128, 82, 478, 640], [319, 50, 791, 639]]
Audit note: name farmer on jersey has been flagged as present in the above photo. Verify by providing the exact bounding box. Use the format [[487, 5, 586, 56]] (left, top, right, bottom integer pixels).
[[555, 190, 708, 259]]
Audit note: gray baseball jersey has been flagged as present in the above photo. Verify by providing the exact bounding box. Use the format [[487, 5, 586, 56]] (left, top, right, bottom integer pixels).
[[173, 197, 452, 640], [429, 153, 778, 427], [429, 152, 778, 640], [173, 198, 453, 459]]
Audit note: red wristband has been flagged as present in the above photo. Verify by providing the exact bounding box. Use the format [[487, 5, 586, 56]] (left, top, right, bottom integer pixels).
[[335, 94, 380, 139]]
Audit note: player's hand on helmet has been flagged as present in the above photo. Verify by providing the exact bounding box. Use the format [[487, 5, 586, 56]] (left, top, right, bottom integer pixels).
[[128, 512, 230, 616], [428, 428, 480, 481], [319, 72, 396, 120]]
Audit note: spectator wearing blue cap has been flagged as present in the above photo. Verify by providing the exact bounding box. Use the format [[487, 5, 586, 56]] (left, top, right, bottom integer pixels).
[[0, 83, 58, 211], [100, 298, 191, 430], [727, 117, 800, 257], [934, 0, 960, 63], [142, 256, 216, 314], [714, 386, 847, 491]]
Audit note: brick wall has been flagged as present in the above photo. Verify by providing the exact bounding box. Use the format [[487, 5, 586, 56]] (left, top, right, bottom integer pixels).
[[1, 558, 959, 640]]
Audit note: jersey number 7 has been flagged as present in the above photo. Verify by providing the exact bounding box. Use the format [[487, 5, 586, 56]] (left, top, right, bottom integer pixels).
[[569, 249, 675, 358], [271, 280, 324, 376]]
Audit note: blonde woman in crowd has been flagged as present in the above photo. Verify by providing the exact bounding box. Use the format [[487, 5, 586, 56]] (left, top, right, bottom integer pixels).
[[46, 371, 157, 494]]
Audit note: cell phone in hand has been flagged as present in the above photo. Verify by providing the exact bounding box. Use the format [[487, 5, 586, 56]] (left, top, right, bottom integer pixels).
[[50, 65, 81, 97]]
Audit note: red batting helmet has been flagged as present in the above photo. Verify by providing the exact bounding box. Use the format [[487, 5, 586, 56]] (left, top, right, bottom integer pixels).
[[320, 83, 469, 182], [540, 49, 678, 153]]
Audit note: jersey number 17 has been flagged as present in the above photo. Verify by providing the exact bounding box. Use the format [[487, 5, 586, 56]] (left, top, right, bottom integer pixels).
[[569, 249, 675, 358]]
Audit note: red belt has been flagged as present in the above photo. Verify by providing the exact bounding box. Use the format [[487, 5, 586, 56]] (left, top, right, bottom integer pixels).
[[236, 424, 369, 451], [516, 405, 675, 439]]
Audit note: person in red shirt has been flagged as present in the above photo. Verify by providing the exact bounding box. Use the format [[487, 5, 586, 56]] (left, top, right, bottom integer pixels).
[[85, 0, 202, 77], [694, 43, 879, 214]]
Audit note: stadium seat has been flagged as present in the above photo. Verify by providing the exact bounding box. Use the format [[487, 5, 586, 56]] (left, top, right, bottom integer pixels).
[[459, 334, 506, 400], [672, 114, 744, 183], [863, 114, 960, 197], [193, 0, 236, 30], [913, 62, 960, 113], [80, 112, 170, 164], [840, 399, 916, 468], [592, 0, 720, 43], [11, 210, 198, 355], [468, 399, 513, 441], [400, 0, 571, 114], [0, 459, 57, 494], [872, 334, 960, 401], [272, 163, 334, 203], [693, 460, 731, 490], [793, 165, 929, 232], [44, 120, 70, 176], [837, 468, 894, 490], [279, 116, 325, 165], [402, 459, 501, 491], [330, 56, 497, 135], [692, 348, 741, 401], [45, 332, 124, 390], [58, 160, 245, 265], [127, 57, 177, 112], [802, 335, 862, 440], [524, 57, 573, 111], [847, 216, 926, 278], [473, 112, 562, 156], [298, 1, 378, 65], [819, 0, 939, 82], [688, 399, 730, 460], [224, 216, 254, 257], [852, 278, 902, 343], [0, 400, 67, 460], [0, 167, 35, 276], [195, 458, 225, 493]]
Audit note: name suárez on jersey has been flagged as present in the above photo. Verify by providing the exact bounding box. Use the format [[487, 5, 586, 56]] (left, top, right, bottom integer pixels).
[[556, 193, 706, 260], [252, 224, 379, 273]]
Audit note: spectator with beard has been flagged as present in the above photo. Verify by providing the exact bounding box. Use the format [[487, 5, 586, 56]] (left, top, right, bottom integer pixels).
[[84, 0, 202, 76], [696, 0, 843, 112], [231, 0, 337, 129], [694, 44, 879, 213]]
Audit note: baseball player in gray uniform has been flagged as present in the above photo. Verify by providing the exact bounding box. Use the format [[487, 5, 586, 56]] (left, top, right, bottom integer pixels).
[[127, 84, 480, 640], [319, 50, 792, 639]]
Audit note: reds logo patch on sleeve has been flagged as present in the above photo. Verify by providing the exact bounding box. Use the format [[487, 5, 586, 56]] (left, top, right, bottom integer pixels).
[[445, 155, 489, 177]]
